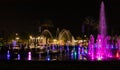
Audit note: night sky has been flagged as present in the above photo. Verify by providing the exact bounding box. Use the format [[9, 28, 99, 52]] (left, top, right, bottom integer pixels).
[[0, 0, 120, 36]]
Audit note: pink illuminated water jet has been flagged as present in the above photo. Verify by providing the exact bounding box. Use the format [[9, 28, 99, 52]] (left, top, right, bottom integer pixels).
[[88, 1, 112, 60], [97, 1, 107, 60], [99, 1, 107, 37]]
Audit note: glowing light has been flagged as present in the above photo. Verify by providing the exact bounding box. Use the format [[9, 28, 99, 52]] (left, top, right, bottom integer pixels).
[[53, 39, 57, 42], [84, 40, 87, 42], [12, 40, 17, 47], [108, 55, 112, 58], [16, 37, 20, 40], [111, 45, 114, 49], [71, 51, 74, 56], [81, 47, 84, 55], [28, 52, 31, 60], [84, 49, 87, 54], [79, 54, 83, 60], [46, 55, 50, 61], [74, 51, 77, 56], [74, 54, 77, 60], [29, 35, 32, 39], [53, 39, 57, 44], [37, 37, 40, 39], [66, 46, 69, 52], [16, 33, 18, 36], [79, 40, 83, 43], [40, 37, 43, 39], [97, 58, 102, 61], [7, 50, 10, 60], [78, 46, 81, 54], [116, 51, 119, 58], [83, 57, 87, 60], [91, 55, 94, 60], [74, 40, 78, 42], [47, 58, 50, 61], [17, 54, 20, 60], [97, 56, 103, 61], [106, 45, 108, 49]]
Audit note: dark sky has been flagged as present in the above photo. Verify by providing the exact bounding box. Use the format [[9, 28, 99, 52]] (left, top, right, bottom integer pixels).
[[0, 0, 119, 36]]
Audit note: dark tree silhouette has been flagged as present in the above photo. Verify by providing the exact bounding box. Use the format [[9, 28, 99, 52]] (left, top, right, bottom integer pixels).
[[83, 16, 99, 36]]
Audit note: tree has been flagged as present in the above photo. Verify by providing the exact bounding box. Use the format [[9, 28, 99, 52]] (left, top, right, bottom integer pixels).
[[19, 32, 30, 44], [0, 30, 12, 45], [5, 32, 16, 45], [41, 19, 54, 28], [83, 16, 98, 36]]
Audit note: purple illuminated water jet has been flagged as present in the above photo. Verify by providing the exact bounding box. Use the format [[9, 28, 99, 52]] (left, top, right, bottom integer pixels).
[[97, 1, 107, 60], [88, 1, 110, 60], [99, 1, 107, 37], [28, 52, 31, 60], [88, 35, 95, 60]]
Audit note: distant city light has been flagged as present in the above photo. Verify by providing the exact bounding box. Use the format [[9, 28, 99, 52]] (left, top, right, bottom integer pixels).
[[16, 37, 20, 40], [16, 33, 18, 36]]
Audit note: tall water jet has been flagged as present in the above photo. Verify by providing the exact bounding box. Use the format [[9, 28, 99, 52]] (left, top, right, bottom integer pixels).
[[99, 1, 107, 37], [88, 1, 108, 60], [96, 1, 107, 60]]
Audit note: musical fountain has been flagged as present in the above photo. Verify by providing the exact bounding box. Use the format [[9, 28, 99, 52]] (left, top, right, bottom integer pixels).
[[88, 1, 120, 61], [1, 1, 119, 61]]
